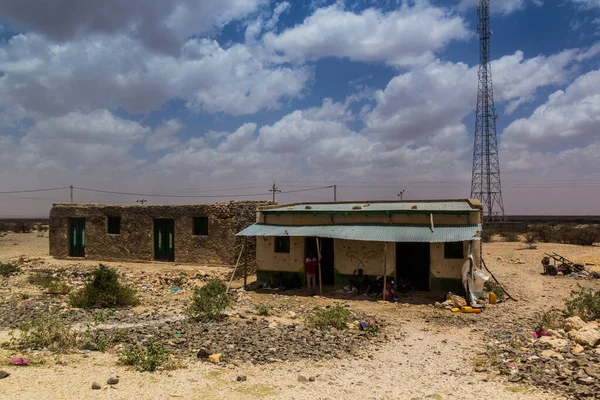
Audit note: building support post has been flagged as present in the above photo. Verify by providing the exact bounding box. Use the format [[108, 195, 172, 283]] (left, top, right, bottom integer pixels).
[[243, 237, 248, 289], [316, 237, 322, 296], [227, 243, 245, 294], [383, 243, 388, 301]]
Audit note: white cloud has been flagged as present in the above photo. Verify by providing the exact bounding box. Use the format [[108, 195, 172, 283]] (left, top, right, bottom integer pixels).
[[457, 0, 542, 15], [0, 34, 311, 118], [263, 2, 469, 67], [365, 48, 582, 142], [146, 119, 184, 152], [22, 110, 149, 167], [502, 69, 600, 150], [0, 0, 267, 54], [569, 0, 600, 9]]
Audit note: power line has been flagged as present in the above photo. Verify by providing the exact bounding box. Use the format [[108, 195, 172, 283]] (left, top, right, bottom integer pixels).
[[0, 186, 70, 194]]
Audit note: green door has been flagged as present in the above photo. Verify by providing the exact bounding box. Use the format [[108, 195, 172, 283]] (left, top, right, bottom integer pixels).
[[154, 219, 174, 261], [69, 218, 85, 257]]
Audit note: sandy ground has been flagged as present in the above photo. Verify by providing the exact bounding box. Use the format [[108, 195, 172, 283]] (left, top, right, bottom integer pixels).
[[1, 233, 599, 400]]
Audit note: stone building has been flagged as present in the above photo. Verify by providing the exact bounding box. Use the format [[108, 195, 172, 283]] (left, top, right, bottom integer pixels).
[[236, 199, 483, 292], [50, 201, 269, 265]]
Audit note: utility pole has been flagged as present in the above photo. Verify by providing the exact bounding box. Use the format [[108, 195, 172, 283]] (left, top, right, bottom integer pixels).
[[136, 199, 147, 205], [269, 182, 281, 203], [333, 185, 337, 202], [398, 190, 405, 201], [470, 0, 505, 222], [70, 185, 73, 202]]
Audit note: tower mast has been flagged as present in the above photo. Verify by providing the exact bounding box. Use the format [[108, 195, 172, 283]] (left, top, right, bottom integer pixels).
[[470, 0, 505, 221]]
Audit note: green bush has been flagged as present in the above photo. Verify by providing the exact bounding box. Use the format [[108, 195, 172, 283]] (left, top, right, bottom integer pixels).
[[480, 229, 494, 243], [120, 339, 169, 372], [310, 304, 351, 330], [255, 304, 271, 316], [532, 224, 555, 243], [187, 279, 232, 321], [0, 263, 20, 277], [12, 308, 77, 353], [533, 308, 563, 332], [524, 232, 537, 249], [69, 265, 139, 308], [569, 227, 600, 246], [47, 280, 71, 295], [27, 271, 55, 287], [484, 280, 505, 301], [500, 231, 519, 242], [565, 286, 600, 322]]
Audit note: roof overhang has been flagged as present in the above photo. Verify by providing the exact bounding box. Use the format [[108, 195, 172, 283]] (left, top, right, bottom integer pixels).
[[236, 224, 481, 243]]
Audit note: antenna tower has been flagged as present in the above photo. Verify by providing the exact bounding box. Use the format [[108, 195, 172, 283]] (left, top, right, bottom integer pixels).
[[470, 0, 504, 221]]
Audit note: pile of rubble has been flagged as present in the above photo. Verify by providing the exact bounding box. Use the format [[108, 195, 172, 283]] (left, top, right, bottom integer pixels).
[[481, 316, 600, 398]]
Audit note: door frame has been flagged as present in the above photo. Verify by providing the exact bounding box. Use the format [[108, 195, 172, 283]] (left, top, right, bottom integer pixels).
[[304, 237, 335, 286], [154, 218, 175, 262], [68, 217, 85, 257]]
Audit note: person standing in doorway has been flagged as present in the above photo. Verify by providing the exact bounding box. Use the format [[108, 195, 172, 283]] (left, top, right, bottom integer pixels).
[[305, 252, 318, 292]]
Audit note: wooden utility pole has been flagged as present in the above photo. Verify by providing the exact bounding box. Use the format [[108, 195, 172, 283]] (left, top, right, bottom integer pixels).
[[70, 185, 73, 202], [383, 243, 387, 301], [316, 237, 322, 296], [333, 185, 337, 202], [243, 237, 248, 288]]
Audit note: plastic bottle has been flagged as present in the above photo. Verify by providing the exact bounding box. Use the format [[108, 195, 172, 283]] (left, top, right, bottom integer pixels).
[[489, 292, 497, 304]]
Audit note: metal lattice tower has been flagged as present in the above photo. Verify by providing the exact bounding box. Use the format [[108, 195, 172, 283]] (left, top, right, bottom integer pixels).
[[470, 0, 504, 222]]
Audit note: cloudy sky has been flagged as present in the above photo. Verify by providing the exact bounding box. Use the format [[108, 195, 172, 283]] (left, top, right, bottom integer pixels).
[[0, 0, 599, 217]]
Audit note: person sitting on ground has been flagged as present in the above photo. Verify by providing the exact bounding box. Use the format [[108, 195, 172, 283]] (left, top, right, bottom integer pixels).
[[367, 276, 383, 296], [349, 268, 370, 293]]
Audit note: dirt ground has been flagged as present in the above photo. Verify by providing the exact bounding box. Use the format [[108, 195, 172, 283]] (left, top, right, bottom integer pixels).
[[1, 233, 600, 400]]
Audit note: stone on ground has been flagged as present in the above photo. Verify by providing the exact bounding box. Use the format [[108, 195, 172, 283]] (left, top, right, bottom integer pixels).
[[564, 316, 586, 332], [91, 382, 101, 390], [107, 376, 119, 385], [568, 329, 600, 347], [0, 370, 9, 379], [208, 353, 222, 363]]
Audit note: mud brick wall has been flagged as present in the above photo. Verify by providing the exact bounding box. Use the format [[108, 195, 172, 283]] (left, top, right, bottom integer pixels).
[[49, 201, 269, 265]]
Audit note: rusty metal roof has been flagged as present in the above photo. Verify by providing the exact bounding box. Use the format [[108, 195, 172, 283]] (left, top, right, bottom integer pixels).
[[236, 224, 481, 243]]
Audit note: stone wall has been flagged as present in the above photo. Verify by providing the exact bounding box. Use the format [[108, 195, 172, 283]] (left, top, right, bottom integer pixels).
[[49, 201, 270, 265]]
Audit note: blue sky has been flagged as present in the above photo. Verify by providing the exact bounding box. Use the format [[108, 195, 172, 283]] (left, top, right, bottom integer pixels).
[[0, 0, 599, 216]]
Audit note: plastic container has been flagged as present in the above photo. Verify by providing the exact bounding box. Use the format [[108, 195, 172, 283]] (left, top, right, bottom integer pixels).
[[471, 308, 482, 314], [461, 306, 473, 313], [473, 269, 490, 299], [451, 308, 460, 312], [489, 292, 497, 304]]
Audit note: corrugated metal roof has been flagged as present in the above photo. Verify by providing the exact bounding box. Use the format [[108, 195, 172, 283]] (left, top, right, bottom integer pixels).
[[261, 200, 477, 214], [236, 224, 481, 243]]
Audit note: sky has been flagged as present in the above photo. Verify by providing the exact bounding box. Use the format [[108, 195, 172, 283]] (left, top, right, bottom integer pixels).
[[0, 0, 599, 217]]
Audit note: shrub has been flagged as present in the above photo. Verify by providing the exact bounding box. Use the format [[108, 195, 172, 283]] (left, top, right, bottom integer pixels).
[[484, 280, 505, 301], [28, 271, 70, 294], [12, 308, 77, 353], [255, 304, 271, 316], [187, 279, 232, 321], [565, 286, 600, 322], [69, 265, 139, 308], [310, 304, 351, 330], [556, 225, 576, 244], [524, 232, 537, 249], [47, 280, 71, 295], [533, 308, 563, 332], [480, 229, 493, 243], [532, 224, 555, 243], [0, 263, 20, 277], [500, 231, 519, 242], [569, 227, 600, 246], [27, 271, 55, 287], [120, 339, 169, 372]]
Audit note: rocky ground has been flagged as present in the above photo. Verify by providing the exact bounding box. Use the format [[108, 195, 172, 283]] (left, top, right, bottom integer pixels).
[[0, 232, 600, 399]]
